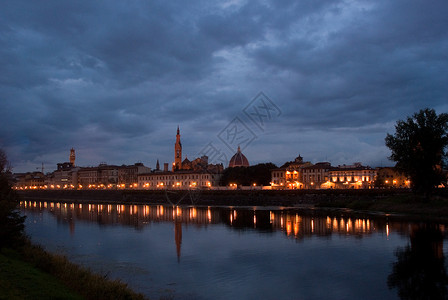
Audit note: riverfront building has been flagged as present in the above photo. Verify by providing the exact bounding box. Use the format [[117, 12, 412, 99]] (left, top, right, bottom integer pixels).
[[375, 167, 410, 188], [138, 127, 222, 189], [138, 171, 220, 189], [47, 162, 79, 188], [14, 128, 420, 191], [328, 163, 376, 189], [170, 127, 223, 174], [14, 172, 46, 189], [271, 157, 378, 189], [77, 164, 119, 188], [118, 163, 151, 188], [270, 155, 312, 188], [302, 162, 333, 189]]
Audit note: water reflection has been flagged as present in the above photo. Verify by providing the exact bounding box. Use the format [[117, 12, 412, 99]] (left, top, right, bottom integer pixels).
[[20, 200, 448, 299], [388, 225, 448, 299], [21, 201, 393, 234], [20, 200, 437, 256]]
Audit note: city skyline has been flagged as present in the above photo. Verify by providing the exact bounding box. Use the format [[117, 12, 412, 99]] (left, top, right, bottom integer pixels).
[[1, 1, 448, 173]]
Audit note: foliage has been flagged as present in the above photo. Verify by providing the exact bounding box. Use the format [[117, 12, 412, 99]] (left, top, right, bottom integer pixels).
[[0, 249, 83, 299], [1, 242, 146, 300], [0, 149, 26, 249], [388, 226, 448, 299], [385, 108, 448, 195], [220, 163, 277, 186], [19, 242, 146, 300]]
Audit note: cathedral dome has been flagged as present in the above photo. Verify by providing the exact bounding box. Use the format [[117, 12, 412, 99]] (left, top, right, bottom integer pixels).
[[229, 146, 249, 168]]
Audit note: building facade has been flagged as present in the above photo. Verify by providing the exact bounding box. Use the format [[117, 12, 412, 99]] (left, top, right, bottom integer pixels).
[[271, 155, 312, 189], [118, 163, 151, 188], [77, 164, 119, 188], [15, 172, 46, 189], [328, 163, 376, 189], [302, 162, 333, 189], [138, 170, 221, 189], [271, 158, 376, 190], [375, 167, 410, 188], [48, 162, 79, 188]]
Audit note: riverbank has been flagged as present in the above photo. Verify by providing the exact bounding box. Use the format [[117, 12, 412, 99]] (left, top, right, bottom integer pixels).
[[316, 193, 448, 220], [18, 188, 448, 220], [18, 188, 415, 206], [0, 240, 146, 300]]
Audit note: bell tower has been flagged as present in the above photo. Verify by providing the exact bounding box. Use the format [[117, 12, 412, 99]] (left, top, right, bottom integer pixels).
[[173, 126, 182, 171], [70, 148, 76, 166]]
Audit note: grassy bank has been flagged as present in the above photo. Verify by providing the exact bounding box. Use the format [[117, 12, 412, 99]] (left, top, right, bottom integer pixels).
[[0, 241, 146, 300], [0, 248, 82, 299], [316, 193, 448, 220]]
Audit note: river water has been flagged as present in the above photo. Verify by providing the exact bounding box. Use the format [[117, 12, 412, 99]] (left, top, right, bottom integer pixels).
[[20, 201, 448, 300]]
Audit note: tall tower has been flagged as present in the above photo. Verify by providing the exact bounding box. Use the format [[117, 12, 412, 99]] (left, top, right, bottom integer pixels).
[[173, 126, 182, 171], [70, 148, 76, 166]]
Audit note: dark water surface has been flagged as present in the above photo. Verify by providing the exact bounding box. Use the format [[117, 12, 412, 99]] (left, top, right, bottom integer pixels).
[[20, 201, 448, 300]]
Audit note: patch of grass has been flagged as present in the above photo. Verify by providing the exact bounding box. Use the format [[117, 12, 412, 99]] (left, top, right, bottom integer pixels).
[[0, 240, 147, 300], [17, 241, 147, 300], [0, 248, 83, 300]]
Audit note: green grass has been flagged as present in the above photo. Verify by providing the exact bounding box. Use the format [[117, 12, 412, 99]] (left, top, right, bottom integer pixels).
[[0, 248, 83, 300], [0, 243, 147, 300]]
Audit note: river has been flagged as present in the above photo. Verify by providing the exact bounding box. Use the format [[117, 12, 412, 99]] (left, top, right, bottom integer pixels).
[[20, 200, 448, 300]]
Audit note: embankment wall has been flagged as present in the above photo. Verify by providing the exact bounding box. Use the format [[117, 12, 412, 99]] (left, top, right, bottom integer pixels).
[[18, 189, 412, 207]]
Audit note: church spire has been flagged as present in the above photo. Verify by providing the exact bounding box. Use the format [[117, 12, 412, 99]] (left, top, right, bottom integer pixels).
[[173, 126, 182, 171]]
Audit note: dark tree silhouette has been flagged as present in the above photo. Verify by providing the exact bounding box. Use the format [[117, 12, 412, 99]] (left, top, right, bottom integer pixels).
[[0, 149, 26, 248], [385, 108, 448, 195], [220, 163, 277, 186], [388, 225, 448, 300]]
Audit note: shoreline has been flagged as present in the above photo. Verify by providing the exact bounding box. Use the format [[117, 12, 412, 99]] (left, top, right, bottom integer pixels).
[[18, 188, 413, 205], [0, 240, 146, 300], [18, 188, 448, 222]]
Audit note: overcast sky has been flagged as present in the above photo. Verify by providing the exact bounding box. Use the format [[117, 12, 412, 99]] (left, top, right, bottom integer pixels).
[[1, 0, 448, 173]]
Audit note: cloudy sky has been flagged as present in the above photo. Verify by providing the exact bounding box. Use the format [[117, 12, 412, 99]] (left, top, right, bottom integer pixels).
[[1, 0, 448, 173]]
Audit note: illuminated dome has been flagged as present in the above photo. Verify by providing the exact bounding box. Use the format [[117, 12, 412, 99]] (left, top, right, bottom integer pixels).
[[229, 146, 249, 168]]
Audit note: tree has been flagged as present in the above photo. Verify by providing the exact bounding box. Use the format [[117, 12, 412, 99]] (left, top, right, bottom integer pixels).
[[385, 108, 448, 195], [388, 226, 448, 299], [0, 149, 26, 248], [220, 163, 277, 186]]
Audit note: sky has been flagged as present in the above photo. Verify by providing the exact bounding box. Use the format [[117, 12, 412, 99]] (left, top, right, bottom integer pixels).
[[1, 0, 448, 173]]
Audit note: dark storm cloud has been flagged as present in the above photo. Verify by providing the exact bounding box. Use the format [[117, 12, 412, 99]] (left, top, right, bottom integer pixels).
[[251, 1, 448, 127], [1, 0, 447, 172]]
